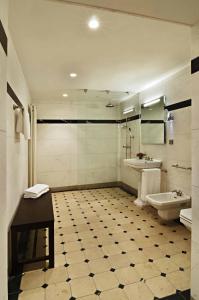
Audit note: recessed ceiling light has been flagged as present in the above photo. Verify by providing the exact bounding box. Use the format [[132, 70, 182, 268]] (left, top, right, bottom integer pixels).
[[88, 16, 100, 30], [62, 93, 68, 97], [70, 73, 77, 78]]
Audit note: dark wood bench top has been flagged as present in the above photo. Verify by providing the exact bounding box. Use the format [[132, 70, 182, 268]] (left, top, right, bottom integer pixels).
[[12, 191, 54, 228]]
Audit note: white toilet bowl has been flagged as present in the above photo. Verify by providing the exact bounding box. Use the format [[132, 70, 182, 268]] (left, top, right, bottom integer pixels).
[[180, 208, 192, 231], [146, 192, 191, 221]]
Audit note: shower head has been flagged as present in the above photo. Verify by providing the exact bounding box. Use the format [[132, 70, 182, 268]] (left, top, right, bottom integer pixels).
[[106, 102, 115, 108]]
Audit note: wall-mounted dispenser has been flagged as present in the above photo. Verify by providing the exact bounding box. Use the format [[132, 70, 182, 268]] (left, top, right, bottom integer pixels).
[[167, 112, 174, 145]]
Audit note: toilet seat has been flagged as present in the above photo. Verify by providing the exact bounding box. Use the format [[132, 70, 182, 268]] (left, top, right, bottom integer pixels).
[[180, 208, 192, 231], [180, 208, 192, 223]]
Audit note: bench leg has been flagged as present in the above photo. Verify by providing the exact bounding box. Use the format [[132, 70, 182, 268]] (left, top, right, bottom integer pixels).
[[11, 228, 18, 275], [48, 223, 54, 268]]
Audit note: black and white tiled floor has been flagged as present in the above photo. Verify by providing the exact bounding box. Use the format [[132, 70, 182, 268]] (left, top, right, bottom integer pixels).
[[19, 188, 191, 300]]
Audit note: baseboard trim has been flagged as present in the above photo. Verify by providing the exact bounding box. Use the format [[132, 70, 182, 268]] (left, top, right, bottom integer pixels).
[[51, 181, 138, 197], [51, 182, 119, 192], [118, 181, 138, 197]]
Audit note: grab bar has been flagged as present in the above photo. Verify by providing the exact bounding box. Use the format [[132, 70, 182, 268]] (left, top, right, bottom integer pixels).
[[172, 164, 192, 171]]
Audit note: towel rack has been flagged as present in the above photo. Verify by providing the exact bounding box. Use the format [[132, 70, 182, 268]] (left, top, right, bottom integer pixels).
[[172, 164, 192, 171], [7, 82, 24, 110], [13, 104, 24, 111]]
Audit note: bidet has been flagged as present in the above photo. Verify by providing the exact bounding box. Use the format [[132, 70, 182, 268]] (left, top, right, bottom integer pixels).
[[146, 192, 191, 221]]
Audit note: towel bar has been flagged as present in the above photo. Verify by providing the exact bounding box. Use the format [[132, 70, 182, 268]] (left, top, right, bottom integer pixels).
[[13, 104, 24, 111], [172, 164, 192, 171]]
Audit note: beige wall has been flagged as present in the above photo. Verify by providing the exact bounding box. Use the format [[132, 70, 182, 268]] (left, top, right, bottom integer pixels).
[[0, 5, 31, 299], [191, 21, 199, 300], [121, 66, 192, 196], [0, 1, 8, 298], [140, 66, 191, 195], [7, 36, 31, 224]]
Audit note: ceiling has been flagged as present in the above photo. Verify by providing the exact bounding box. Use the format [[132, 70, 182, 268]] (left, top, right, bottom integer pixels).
[[9, 0, 191, 101], [53, 0, 199, 26], [33, 89, 134, 105]]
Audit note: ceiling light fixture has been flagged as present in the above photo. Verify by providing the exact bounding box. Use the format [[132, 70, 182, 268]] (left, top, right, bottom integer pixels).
[[70, 73, 77, 78], [143, 98, 161, 108], [88, 16, 100, 30], [62, 93, 68, 97]]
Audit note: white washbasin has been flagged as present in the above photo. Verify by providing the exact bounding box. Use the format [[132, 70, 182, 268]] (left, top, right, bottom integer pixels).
[[124, 158, 162, 169]]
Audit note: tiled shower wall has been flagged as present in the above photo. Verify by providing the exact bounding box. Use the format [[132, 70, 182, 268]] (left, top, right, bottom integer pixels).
[[35, 98, 120, 187], [120, 66, 192, 196]]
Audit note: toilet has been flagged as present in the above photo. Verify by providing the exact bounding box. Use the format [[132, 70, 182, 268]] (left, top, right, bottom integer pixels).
[[180, 208, 192, 231], [146, 192, 191, 221]]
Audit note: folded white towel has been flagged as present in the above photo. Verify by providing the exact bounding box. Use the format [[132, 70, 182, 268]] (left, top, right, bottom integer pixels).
[[23, 110, 31, 140], [24, 184, 49, 197], [24, 188, 49, 199], [15, 108, 23, 134]]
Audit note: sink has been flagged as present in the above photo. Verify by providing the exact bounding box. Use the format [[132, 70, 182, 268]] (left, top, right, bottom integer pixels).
[[124, 158, 162, 169]]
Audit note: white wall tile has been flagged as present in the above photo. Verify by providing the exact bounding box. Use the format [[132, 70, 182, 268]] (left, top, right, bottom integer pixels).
[[0, 0, 8, 32], [6, 35, 31, 225], [36, 103, 119, 187], [6, 136, 28, 223], [192, 130, 199, 188], [191, 21, 199, 300], [0, 8, 8, 299], [191, 72, 199, 130], [191, 185, 199, 300], [191, 24, 199, 58], [0, 49, 7, 131]]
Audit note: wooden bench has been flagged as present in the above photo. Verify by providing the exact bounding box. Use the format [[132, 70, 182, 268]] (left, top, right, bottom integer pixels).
[[11, 191, 54, 275]]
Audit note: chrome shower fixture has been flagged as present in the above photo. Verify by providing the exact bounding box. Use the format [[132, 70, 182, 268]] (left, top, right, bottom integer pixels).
[[106, 102, 115, 108]]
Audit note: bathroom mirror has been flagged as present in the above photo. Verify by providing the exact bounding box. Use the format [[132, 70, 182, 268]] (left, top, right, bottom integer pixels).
[[141, 96, 166, 144]]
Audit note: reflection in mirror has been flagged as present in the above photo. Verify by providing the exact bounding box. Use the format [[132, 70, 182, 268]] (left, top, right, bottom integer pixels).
[[121, 95, 141, 118], [141, 96, 166, 145], [120, 95, 141, 159]]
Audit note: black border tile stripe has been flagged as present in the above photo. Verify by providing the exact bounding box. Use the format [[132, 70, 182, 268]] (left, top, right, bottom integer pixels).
[[37, 114, 141, 124], [191, 56, 199, 74], [121, 114, 141, 123], [7, 83, 24, 109], [37, 119, 121, 124], [37, 98, 191, 125], [0, 19, 7, 55], [165, 99, 191, 111], [141, 120, 164, 124]]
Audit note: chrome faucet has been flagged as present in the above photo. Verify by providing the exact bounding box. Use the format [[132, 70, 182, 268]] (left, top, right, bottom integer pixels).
[[172, 190, 183, 196], [145, 156, 153, 161]]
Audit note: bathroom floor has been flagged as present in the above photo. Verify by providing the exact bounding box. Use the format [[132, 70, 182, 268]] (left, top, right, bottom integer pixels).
[[19, 188, 191, 300]]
